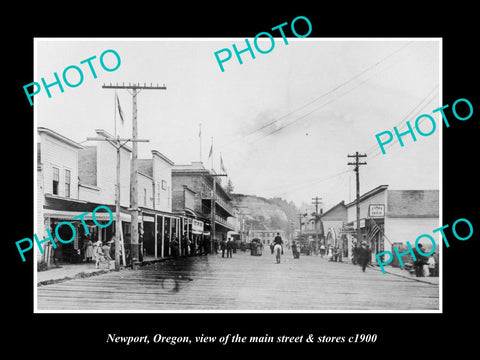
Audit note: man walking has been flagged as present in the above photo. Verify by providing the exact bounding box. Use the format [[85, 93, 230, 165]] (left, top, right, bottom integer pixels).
[[226, 238, 233, 258], [413, 243, 428, 277], [357, 241, 371, 272], [220, 238, 226, 258]]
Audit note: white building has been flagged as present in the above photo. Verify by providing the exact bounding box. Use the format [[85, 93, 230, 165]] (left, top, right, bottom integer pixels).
[[345, 185, 439, 266], [37, 127, 84, 263]]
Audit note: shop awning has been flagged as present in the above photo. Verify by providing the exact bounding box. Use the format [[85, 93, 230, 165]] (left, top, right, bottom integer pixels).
[[43, 209, 133, 222]]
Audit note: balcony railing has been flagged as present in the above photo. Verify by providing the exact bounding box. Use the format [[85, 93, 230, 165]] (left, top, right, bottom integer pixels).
[[215, 214, 234, 229], [200, 189, 234, 215]]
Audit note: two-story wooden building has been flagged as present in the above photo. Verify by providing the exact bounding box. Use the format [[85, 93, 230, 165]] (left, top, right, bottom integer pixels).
[[37, 127, 112, 264]]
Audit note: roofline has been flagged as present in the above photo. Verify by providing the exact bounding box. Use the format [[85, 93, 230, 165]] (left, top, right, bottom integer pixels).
[[152, 150, 175, 166], [138, 171, 153, 180], [37, 127, 84, 149], [345, 184, 389, 207], [320, 201, 346, 218]]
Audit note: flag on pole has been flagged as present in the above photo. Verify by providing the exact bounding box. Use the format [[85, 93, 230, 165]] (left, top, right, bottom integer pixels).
[[208, 143, 213, 159], [220, 154, 226, 173], [116, 94, 125, 124]]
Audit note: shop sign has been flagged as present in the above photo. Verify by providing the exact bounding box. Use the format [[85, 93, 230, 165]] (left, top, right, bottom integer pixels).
[[192, 219, 204, 234], [368, 204, 385, 218]]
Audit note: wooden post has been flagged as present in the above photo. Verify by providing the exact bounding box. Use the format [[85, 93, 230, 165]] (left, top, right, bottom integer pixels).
[[115, 144, 121, 270]]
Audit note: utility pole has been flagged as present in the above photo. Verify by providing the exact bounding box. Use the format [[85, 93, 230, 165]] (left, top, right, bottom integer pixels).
[[312, 196, 322, 246], [297, 214, 303, 236], [103, 83, 166, 268], [210, 173, 228, 253], [86, 135, 149, 271], [348, 152, 367, 245]]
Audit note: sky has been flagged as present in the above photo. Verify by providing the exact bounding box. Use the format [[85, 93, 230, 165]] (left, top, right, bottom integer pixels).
[[35, 38, 441, 211]]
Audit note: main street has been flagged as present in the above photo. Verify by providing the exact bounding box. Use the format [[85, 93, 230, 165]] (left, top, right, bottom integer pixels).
[[36, 250, 439, 311]]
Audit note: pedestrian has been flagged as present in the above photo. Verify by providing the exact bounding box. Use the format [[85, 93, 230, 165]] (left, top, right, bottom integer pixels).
[[102, 240, 113, 261], [109, 237, 116, 260], [93, 240, 105, 269], [189, 236, 196, 255], [84, 239, 93, 263], [433, 251, 439, 276], [413, 244, 428, 277], [327, 245, 333, 261], [203, 237, 210, 255], [351, 243, 358, 265], [333, 246, 339, 262], [170, 236, 180, 259], [220, 238, 226, 258], [320, 243, 325, 258], [186, 235, 191, 256], [427, 255, 436, 277], [270, 242, 274, 254], [357, 241, 370, 272], [226, 238, 233, 258]]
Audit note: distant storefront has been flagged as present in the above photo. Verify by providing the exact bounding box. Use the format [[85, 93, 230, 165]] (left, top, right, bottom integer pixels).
[[345, 185, 439, 265]]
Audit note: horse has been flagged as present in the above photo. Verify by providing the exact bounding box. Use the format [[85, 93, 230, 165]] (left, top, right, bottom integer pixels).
[[274, 244, 282, 264]]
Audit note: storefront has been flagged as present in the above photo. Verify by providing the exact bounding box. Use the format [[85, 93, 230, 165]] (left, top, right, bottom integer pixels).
[[345, 186, 439, 267], [141, 213, 182, 259], [42, 208, 121, 265]]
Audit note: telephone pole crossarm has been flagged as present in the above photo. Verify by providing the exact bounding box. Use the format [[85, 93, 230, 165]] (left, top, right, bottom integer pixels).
[[102, 83, 167, 90]]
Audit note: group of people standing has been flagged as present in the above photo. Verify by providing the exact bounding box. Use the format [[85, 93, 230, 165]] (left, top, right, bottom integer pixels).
[[169, 234, 212, 258], [413, 244, 439, 277], [83, 237, 118, 269], [220, 238, 235, 258]]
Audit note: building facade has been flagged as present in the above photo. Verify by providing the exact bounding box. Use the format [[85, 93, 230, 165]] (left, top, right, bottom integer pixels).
[[320, 201, 348, 256], [345, 185, 439, 266], [37, 127, 105, 264], [172, 162, 235, 247]]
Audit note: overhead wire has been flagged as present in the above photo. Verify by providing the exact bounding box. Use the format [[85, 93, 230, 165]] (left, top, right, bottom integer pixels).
[[215, 41, 414, 153], [367, 89, 440, 161], [363, 84, 439, 156]]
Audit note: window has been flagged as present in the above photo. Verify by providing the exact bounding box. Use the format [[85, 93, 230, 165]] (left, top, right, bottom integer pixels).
[[144, 188, 147, 206], [52, 167, 59, 195], [65, 169, 71, 197], [161, 180, 167, 190]]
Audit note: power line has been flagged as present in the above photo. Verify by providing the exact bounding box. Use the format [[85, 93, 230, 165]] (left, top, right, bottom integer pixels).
[[364, 84, 439, 156], [216, 41, 414, 153], [246, 48, 414, 147], [367, 89, 440, 160], [245, 41, 413, 139]]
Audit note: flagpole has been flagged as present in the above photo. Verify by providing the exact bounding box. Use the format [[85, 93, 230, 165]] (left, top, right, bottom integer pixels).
[[199, 123, 202, 163], [211, 137, 214, 171], [114, 90, 117, 137]]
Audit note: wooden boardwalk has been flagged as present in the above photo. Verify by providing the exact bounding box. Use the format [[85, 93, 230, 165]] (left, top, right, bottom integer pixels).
[[36, 251, 439, 311]]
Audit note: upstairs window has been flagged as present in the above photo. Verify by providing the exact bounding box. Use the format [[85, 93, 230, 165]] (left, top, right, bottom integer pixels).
[[65, 169, 71, 197], [52, 167, 59, 195]]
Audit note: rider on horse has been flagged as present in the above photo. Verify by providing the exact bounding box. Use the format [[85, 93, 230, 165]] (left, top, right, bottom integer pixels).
[[273, 233, 283, 263]]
